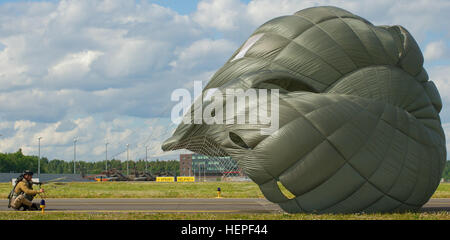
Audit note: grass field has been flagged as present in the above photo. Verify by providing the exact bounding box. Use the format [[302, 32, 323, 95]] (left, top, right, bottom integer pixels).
[[0, 181, 264, 199], [1, 182, 449, 199], [434, 182, 450, 198]]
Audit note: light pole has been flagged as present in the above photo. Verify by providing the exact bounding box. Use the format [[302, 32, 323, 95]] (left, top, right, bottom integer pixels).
[[73, 137, 78, 175], [105, 142, 109, 171], [37, 137, 42, 179], [201, 163, 204, 182], [126, 144, 129, 176], [145, 146, 148, 172]]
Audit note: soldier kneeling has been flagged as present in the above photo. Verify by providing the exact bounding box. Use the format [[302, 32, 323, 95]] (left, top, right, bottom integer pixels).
[[8, 170, 44, 211]]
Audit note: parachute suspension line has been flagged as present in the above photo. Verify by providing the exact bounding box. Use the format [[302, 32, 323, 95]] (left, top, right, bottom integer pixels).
[[170, 136, 240, 180], [206, 137, 241, 180]]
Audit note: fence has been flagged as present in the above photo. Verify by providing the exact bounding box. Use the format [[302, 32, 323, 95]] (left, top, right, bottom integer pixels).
[[0, 173, 88, 183]]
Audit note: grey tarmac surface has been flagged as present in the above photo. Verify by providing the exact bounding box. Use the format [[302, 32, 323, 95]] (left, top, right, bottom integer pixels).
[[0, 198, 449, 213]]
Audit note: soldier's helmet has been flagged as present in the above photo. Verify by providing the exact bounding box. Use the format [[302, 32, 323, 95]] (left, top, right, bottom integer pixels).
[[23, 170, 33, 176]]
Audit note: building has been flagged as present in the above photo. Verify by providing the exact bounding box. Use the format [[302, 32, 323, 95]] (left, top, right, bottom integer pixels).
[[179, 154, 193, 176], [179, 153, 243, 178]]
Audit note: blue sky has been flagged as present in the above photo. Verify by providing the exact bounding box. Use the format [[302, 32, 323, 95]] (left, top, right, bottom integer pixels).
[[0, 0, 448, 162]]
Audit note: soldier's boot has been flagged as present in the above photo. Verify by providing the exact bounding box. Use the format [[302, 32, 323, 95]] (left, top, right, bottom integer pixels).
[[22, 205, 30, 211], [12, 206, 21, 211], [30, 203, 41, 211]]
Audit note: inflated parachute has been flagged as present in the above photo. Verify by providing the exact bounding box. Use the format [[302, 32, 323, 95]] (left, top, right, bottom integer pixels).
[[162, 6, 446, 213]]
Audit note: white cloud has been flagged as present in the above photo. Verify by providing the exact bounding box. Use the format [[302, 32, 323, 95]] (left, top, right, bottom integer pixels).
[[246, 0, 327, 25], [193, 0, 450, 44], [0, 0, 203, 92], [194, 0, 246, 31], [0, 116, 176, 161], [48, 50, 103, 80], [430, 66, 450, 100], [56, 119, 77, 132], [99, 38, 170, 78], [170, 38, 236, 70], [14, 120, 36, 131], [424, 41, 448, 61], [0, 35, 31, 90]]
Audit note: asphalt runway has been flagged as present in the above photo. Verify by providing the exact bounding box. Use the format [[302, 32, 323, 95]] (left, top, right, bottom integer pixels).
[[0, 198, 282, 213], [0, 198, 449, 213]]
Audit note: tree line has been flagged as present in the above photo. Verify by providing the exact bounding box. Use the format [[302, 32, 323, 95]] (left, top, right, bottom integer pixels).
[[0, 149, 179, 176]]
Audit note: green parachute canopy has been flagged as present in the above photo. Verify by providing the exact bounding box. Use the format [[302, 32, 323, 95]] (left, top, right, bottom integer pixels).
[[163, 6, 446, 213]]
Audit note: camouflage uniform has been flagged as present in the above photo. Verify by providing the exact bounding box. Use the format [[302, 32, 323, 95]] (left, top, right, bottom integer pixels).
[[10, 179, 39, 210]]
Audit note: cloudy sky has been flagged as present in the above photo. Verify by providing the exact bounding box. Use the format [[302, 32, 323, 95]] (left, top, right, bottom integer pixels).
[[0, 0, 449, 162]]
